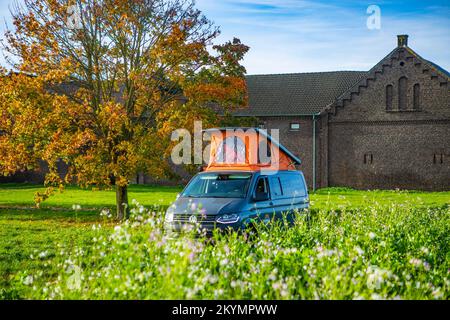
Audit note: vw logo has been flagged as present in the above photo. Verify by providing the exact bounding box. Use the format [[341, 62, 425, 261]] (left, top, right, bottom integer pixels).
[[189, 215, 197, 224]]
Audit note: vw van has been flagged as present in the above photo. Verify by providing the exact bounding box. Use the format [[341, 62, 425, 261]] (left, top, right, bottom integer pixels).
[[164, 127, 309, 236], [164, 169, 309, 235]]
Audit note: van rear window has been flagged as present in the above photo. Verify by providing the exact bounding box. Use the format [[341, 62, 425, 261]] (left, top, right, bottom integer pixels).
[[279, 174, 306, 197]]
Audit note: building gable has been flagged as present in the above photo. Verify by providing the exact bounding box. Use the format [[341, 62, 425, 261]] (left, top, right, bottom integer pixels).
[[324, 35, 449, 121]]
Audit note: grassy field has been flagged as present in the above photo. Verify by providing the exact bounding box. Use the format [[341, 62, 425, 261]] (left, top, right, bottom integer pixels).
[[0, 184, 182, 209], [1, 183, 449, 210], [0, 183, 449, 299]]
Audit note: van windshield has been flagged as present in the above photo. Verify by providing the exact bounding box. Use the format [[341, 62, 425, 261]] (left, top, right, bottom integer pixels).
[[181, 173, 252, 198]]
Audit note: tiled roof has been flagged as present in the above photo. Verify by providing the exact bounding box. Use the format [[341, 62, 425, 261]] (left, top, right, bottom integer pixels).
[[235, 71, 367, 116]]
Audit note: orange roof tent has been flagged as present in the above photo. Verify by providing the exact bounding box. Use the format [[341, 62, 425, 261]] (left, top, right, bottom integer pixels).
[[203, 128, 301, 172]]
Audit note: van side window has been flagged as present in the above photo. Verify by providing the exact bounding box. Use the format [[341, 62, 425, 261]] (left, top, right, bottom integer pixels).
[[280, 174, 306, 197], [269, 177, 283, 197], [255, 177, 269, 195]]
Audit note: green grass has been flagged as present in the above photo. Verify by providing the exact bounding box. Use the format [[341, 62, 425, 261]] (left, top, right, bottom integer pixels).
[[0, 208, 107, 299], [1, 183, 448, 211], [0, 183, 182, 209], [0, 183, 449, 299], [7, 202, 449, 300], [311, 187, 450, 211]]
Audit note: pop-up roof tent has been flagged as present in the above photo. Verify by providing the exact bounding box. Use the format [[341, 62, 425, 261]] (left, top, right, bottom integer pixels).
[[202, 128, 301, 172]]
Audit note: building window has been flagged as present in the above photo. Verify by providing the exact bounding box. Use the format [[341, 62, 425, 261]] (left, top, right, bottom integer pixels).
[[290, 123, 300, 131], [364, 153, 373, 164], [413, 83, 421, 110], [433, 154, 444, 165], [398, 76, 408, 110], [386, 84, 393, 111]]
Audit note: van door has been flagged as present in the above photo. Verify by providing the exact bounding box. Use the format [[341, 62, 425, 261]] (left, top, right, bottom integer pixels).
[[251, 176, 274, 224]]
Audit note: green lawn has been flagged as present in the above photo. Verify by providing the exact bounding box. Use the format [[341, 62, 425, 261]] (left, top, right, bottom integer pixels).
[[0, 208, 104, 299], [0, 183, 449, 299], [1, 183, 448, 211], [0, 184, 183, 299], [0, 183, 182, 210], [311, 187, 450, 210]]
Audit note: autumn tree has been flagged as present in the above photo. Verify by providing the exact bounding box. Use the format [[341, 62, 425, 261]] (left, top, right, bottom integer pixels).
[[0, 0, 249, 219]]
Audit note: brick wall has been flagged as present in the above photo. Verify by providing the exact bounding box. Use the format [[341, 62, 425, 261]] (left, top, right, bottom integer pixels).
[[328, 121, 449, 190]]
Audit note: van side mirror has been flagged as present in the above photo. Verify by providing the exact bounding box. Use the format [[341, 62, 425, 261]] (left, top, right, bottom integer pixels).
[[253, 192, 269, 202]]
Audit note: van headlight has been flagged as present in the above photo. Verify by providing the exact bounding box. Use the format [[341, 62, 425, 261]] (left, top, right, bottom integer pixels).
[[216, 213, 240, 224]]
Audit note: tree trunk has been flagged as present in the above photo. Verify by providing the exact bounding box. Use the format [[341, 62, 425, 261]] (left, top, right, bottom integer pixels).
[[116, 185, 129, 220]]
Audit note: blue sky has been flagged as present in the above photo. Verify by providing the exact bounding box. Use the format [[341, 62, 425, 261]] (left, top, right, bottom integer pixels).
[[1, 0, 449, 74]]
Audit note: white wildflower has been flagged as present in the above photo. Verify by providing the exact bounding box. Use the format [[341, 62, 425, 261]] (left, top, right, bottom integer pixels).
[[23, 275, 34, 285], [366, 266, 392, 290], [355, 246, 365, 256]]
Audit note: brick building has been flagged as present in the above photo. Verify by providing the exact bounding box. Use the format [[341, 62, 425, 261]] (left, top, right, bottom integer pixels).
[[237, 35, 450, 191]]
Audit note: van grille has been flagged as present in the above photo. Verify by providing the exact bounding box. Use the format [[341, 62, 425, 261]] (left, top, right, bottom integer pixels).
[[173, 213, 217, 223]]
